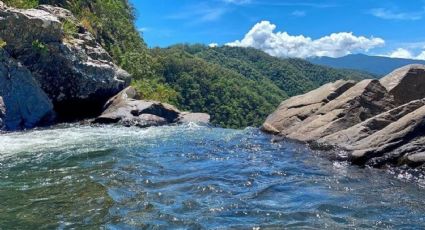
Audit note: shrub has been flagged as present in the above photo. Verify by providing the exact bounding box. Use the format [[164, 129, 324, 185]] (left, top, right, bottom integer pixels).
[[2, 0, 39, 8], [32, 40, 48, 54], [0, 39, 6, 49], [62, 19, 78, 39], [132, 79, 179, 105]]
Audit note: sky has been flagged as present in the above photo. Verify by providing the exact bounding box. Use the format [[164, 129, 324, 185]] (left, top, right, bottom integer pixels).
[[131, 0, 425, 59]]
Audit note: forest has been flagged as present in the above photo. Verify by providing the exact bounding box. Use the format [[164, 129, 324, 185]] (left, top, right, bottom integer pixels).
[[3, 0, 373, 127]]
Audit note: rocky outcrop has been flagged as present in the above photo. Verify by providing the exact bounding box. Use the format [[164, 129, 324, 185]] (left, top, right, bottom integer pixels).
[[348, 104, 425, 165], [380, 64, 425, 105], [318, 99, 425, 146], [263, 80, 395, 142], [94, 87, 210, 128], [263, 64, 425, 168], [0, 49, 54, 130], [262, 80, 356, 134], [0, 2, 130, 120]]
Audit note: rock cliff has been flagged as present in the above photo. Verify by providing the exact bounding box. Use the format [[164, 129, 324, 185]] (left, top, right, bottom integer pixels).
[[0, 49, 55, 130], [0, 1, 210, 131], [262, 64, 425, 168], [0, 2, 130, 122]]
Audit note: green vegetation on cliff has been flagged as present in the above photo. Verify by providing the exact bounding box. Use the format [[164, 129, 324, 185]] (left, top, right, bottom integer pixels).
[[4, 0, 177, 104], [3, 0, 374, 128]]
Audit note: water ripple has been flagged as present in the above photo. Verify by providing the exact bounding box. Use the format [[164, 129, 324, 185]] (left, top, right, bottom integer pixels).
[[0, 124, 425, 229]]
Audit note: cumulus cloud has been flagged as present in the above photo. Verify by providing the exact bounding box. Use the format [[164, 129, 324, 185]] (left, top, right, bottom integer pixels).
[[388, 48, 413, 59], [226, 21, 385, 58], [387, 48, 425, 60]]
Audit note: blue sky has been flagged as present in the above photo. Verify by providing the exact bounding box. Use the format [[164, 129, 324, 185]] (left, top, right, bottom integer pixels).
[[131, 0, 425, 59]]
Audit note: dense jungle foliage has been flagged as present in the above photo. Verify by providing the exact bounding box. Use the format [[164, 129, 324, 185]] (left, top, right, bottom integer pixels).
[[3, 0, 373, 128]]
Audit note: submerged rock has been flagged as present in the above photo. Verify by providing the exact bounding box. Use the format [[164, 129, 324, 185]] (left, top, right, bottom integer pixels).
[[0, 2, 130, 120], [263, 64, 425, 168], [0, 49, 54, 130], [94, 87, 210, 128]]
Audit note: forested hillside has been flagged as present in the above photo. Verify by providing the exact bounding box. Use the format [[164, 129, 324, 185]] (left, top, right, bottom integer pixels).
[[3, 0, 374, 128], [149, 47, 287, 127], [148, 45, 372, 127]]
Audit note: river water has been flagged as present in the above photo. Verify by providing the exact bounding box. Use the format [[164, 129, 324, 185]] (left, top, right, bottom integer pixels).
[[1, 124, 425, 229]]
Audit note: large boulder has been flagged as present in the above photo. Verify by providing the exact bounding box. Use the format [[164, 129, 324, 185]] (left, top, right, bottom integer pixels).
[[347, 104, 425, 164], [318, 99, 425, 148], [95, 99, 181, 128], [263, 79, 395, 142], [0, 49, 54, 130], [261, 80, 356, 134], [95, 86, 181, 126], [94, 87, 210, 128], [0, 2, 130, 120], [380, 64, 425, 105], [262, 66, 425, 168]]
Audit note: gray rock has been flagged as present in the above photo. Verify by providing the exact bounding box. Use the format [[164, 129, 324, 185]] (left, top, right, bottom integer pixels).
[[0, 96, 5, 129], [95, 87, 210, 128], [262, 69, 425, 168], [94, 86, 181, 127], [402, 151, 425, 167], [318, 99, 425, 148], [102, 86, 138, 111], [177, 112, 211, 124], [348, 104, 425, 164], [380, 64, 425, 105], [121, 114, 168, 128], [0, 49, 55, 130], [286, 80, 395, 142], [261, 80, 356, 134], [0, 3, 130, 119]]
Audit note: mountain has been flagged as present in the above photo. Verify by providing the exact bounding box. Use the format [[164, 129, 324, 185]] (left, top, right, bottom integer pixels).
[[308, 54, 425, 76], [150, 45, 374, 127]]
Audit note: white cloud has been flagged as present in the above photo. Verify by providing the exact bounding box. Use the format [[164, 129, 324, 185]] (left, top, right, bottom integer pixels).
[[226, 21, 385, 58], [291, 10, 306, 17], [167, 3, 228, 23], [223, 0, 251, 4], [368, 8, 423, 21], [388, 48, 413, 59], [137, 27, 149, 32], [386, 48, 425, 60], [209, 43, 219, 48]]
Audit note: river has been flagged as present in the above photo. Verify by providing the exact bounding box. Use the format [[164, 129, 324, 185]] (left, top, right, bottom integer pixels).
[[1, 124, 424, 229]]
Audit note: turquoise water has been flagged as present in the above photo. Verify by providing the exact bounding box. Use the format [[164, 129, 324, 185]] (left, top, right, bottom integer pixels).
[[1, 124, 425, 229]]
